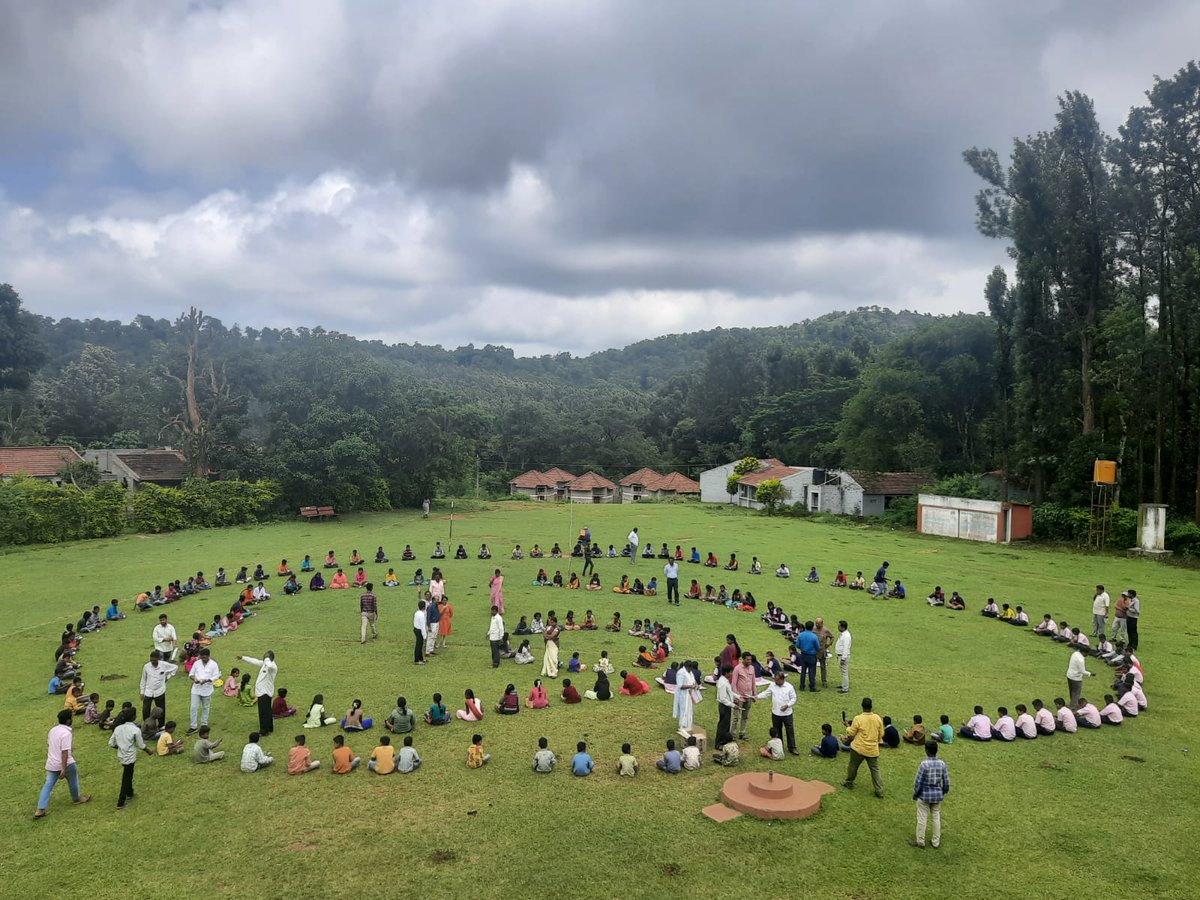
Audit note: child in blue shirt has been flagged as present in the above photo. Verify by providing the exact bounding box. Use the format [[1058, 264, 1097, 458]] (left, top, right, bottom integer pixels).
[[811, 723, 840, 758], [655, 739, 682, 773], [571, 741, 594, 777]]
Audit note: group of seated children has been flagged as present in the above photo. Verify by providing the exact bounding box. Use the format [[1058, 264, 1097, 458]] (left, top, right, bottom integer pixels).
[[925, 586, 964, 610], [531, 569, 582, 589], [956, 684, 1145, 742], [611, 575, 659, 595], [977, 598, 1030, 624], [682, 580, 757, 610], [134, 572, 221, 610]]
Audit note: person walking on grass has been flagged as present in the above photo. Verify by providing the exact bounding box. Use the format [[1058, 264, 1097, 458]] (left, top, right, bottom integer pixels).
[[359, 584, 378, 644], [108, 708, 153, 811], [911, 740, 950, 849], [841, 696, 885, 798], [236, 650, 278, 737], [34, 710, 91, 819]]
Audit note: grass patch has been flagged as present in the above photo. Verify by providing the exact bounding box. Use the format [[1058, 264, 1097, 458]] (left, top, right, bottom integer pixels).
[[4, 502, 1197, 899]]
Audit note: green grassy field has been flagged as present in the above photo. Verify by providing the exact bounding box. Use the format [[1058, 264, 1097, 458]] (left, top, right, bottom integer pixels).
[[2, 500, 1196, 899]]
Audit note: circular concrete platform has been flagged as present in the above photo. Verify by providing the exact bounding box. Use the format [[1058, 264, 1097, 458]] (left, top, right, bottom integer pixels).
[[718, 771, 835, 820]]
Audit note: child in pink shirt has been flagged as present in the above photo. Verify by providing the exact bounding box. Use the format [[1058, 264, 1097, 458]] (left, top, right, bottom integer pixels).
[[960, 707, 992, 741], [1098, 695, 1123, 725], [1076, 700, 1101, 728], [1054, 699, 1077, 733]]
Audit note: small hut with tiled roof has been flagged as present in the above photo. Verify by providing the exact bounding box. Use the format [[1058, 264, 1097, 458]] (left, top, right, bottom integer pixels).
[[565, 471, 617, 504]]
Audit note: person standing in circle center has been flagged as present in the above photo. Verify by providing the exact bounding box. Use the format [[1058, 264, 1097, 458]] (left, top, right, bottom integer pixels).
[[541, 614, 561, 678], [489, 569, 505, 615], [664, 557, 680, 605], [627, 527, 639, 565]]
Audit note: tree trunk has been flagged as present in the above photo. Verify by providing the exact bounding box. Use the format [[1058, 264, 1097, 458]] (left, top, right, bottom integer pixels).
[[1080, 327, 1096, 435]]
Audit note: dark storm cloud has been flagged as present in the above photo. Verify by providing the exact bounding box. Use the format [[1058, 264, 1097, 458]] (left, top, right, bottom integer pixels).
[[0, 0, 1195, 353]]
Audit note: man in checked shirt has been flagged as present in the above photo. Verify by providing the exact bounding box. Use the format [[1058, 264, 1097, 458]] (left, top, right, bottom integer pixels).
[[911, 741, 951, 849]]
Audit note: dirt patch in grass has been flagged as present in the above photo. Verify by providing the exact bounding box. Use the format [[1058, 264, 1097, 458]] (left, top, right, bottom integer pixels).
[[432, 850, 457, 863], [286, 841, 318, 852], [1121, 755, 1146, 763], [662, 864, 682, 877]]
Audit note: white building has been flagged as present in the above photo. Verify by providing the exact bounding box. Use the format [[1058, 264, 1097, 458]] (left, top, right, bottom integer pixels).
[[699, 458, 785, 504]]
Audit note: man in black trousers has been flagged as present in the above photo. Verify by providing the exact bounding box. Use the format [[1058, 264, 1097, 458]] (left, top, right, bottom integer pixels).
[[237, 650, 278, 736]]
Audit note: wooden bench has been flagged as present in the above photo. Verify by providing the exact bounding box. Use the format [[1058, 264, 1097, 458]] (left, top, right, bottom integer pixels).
[[299, 506, 338, 520]]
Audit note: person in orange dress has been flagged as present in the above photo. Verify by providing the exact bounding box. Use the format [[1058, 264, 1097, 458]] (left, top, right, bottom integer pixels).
[[436, 598, 453, 649]]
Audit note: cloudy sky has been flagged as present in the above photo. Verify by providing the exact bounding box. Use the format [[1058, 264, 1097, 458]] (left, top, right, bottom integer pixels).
[[1, 1, 1195, 355]]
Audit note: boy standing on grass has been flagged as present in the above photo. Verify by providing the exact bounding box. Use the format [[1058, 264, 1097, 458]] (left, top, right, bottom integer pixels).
[[911, 741, 950, 849]]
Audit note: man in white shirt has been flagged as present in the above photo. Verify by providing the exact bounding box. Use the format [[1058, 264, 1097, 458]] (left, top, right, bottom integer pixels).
[[253, 581, 271, 602], [240, 733, 273, 772], [1031, 699, 1056, 735], [139, 650, 179, 721], [664, 558, 680, 604], [487, 606, 505, 668], [1066, 647, 1093, 709], [756, 671, 798, 755], [237, 651, 278, 736], [990, 707, 1016, 741], [715, 665, 736, 743], [835, 620, 852, 694], [187, 648, 221, 735], [627, 527, 639, 564], [151, 614, 178, 662], [1091, 584, 1110, 639], [413, 600, 427, 665]]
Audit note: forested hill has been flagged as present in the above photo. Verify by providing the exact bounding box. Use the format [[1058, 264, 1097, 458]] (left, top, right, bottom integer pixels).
[[31, 305, 930, 389], [5, 292, 982, 505]]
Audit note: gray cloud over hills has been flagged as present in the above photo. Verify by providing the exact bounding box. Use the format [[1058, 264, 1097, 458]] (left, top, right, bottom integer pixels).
[[0, 1, 1195, 354]]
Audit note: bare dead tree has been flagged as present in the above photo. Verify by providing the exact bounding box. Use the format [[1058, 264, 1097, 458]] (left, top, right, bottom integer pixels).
[[160, 307, 237, 477]]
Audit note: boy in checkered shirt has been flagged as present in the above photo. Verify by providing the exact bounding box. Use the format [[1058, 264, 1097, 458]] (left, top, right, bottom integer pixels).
[[911, 741, 951, 849]]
